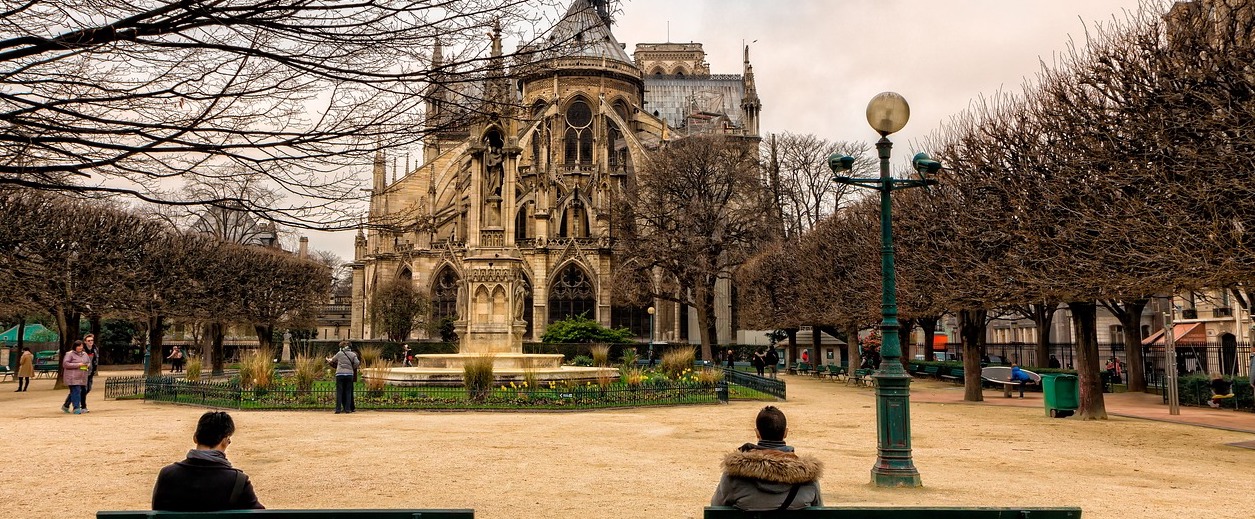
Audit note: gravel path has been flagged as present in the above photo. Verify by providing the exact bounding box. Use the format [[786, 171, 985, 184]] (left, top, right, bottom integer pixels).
[[1, 373, 1251, 518]]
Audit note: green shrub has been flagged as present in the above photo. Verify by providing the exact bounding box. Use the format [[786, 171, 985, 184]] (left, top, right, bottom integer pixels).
[[620, 348, 638, 368], [184, 357, 202, 382], [463, 355, 495, 400], [660, 347, 695, 379], [238, 349, 274, 390], [293, 354, 323, 392], [590, 344, 610, 367], [570, 355, 593, 367], [541, 314, 634, 343]]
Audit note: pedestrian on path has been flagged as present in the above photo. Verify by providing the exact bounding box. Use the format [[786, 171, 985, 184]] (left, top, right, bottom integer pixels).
[[61, 340, 91, 414], [327, 341, 360, 414], [15, 347, 33, 391]]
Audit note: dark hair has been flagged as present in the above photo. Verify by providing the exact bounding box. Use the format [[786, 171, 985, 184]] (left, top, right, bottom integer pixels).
[[84, 334, 95, 340], [194, 411, 236, 447], [756, 406, 787, 441], [22, 347, 31, 352], [72, 340, 85, 349]]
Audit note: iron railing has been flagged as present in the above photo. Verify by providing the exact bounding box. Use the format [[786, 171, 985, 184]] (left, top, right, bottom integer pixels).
[[722, 368, 785, 400], [106, 376, 725, 411]]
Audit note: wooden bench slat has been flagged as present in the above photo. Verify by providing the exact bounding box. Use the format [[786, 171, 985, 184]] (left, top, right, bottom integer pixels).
[[705, 506, 1082, 519], [98, 510, 475, 519]]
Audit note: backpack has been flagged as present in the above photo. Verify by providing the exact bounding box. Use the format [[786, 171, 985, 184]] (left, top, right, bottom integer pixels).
[[765, 349, 779, 365]]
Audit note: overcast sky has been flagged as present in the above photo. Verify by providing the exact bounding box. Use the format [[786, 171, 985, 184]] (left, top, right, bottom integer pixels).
[[306, 0, 1153, 261]]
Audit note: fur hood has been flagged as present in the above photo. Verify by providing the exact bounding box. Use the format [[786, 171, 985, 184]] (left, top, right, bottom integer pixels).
[[721, 447, 823, 484]]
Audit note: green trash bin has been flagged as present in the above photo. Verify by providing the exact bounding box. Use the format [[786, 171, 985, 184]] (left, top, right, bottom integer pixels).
[[1042, 374, 1079, 418]]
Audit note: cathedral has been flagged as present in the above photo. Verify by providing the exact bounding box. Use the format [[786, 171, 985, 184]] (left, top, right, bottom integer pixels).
[[350, 0, 763, 345]]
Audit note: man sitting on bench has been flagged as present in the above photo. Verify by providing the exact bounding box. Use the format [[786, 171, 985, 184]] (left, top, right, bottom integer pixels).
[[1209, 375, 1234, 408], [152, 411, 265, 511], [1009, 364, 1032, 398], [711, 406, 823, 511]]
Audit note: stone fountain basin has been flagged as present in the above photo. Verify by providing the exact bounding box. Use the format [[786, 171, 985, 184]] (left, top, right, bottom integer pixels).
[[411, 353, 565, 370]]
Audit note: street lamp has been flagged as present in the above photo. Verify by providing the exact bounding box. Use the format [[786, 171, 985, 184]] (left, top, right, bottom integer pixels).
[[647, 306, 656, 359], [828, 92, 938, 488]]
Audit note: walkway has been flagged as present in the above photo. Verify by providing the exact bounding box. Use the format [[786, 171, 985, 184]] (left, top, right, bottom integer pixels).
[[905, 378, 1255, 434]]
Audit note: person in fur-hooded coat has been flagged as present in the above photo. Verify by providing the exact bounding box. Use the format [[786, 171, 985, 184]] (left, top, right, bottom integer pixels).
[[711, 406, 823, 511]]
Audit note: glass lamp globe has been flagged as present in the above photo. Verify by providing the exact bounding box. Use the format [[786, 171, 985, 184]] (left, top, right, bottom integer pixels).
[[866, 92, 910, 136]]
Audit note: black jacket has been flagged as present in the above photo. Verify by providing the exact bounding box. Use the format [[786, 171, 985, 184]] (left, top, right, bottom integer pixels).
[[152, 451, 264, 512]]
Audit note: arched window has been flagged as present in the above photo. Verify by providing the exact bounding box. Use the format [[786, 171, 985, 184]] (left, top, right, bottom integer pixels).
[[558, 203, 588, 238], [430, 268, 460, 321], [515, 204, 532, 241], [398, 268, 412, 281], [548, 264, 596, 323], [564, 99, 594, 165]]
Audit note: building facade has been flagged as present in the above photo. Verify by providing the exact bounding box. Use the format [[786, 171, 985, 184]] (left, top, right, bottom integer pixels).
[[350, 0, 762, 343]]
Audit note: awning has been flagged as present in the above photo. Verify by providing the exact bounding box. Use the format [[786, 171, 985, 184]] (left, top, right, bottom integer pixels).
[[1142, 322, 1206, 346], [0, 323, 59, 343]]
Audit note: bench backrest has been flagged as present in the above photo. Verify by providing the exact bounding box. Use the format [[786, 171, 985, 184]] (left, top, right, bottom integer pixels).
[[704, 506, 1081, 519], [99, 510, 474, 519], [923, 366, 940, 375]]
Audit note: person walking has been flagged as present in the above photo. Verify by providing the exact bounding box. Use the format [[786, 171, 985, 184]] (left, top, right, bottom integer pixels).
[[327, 341, 360, 414], [152, 411, 265, 511], [764, 348, 779, 379], [401, 345, 412, 367], [61, 340, 92, 414], [15, 347, 33, 391], [726, 349, 736, 370], [168, 346, 185, 373], [751, 348, 766, 377], [64, 334, 100, 411]]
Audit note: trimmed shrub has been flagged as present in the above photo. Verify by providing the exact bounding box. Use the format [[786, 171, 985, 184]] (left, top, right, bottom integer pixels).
[[184, 357, 202, 382]]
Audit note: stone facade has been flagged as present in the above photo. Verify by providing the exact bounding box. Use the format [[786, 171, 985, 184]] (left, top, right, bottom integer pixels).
[[351, 0, 762, 343]]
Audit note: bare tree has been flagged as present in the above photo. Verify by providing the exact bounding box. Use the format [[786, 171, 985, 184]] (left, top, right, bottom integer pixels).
[[615, 135, 774, 361], [0, 0, 566, 229]]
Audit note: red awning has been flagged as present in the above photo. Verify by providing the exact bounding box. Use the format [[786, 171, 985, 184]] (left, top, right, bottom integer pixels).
[[1142, 322, 1205, 346]]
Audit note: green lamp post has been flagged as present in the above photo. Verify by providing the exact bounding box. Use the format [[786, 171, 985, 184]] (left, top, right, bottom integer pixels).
[[828, 92, 941, 487]]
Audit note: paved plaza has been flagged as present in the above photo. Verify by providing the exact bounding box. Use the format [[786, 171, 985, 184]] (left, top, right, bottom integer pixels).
[[2, 370, 1251, 519]]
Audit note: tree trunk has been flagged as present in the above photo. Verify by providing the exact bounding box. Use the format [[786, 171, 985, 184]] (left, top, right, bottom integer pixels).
[[10, 317, 25, 371], [255, 323, 276, 353], [209, 322, 226, 376], [1104, 298, 1148, 392], [1030, 302, 1057, 368], [918, 316, 938, 362], [958, 308, 986, 402], [1068, 301, 1107, 420], [146, 315, 164, 377], [693, 286, 717, 363], [899, 318, 915, 369], [53, 307, 80, 390], [785, 328, 797, 366], [844, 324, 860, 368]]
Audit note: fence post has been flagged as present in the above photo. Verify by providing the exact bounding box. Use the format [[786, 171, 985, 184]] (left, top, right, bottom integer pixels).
[[716, 380, 729, 403]]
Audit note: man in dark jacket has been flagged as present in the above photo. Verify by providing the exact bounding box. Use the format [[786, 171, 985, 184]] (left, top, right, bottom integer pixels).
[[152, 411, 264, 511], [712, 406, 823, 511]]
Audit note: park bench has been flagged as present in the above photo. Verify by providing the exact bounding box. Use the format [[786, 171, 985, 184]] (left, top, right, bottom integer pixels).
[[940, 367, 965, 383], [34, 350, 59, 378], [791, 362, 812, 376], [849, 368, 874, 386], [826, 364, 847, 381], [98, 509, 474, 518], [0, 365, 12, 382], [921, 365, 942, 379], [704, 506, 1082, 519]]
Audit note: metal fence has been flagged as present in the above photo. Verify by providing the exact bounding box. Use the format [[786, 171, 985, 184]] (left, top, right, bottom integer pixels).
[[723, 368, 786, 400], [940, 341, 1253, 377], [105, 376, 728, 410]]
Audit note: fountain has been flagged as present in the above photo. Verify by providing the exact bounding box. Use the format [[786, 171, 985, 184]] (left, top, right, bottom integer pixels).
[[370, 255, 619, 387]]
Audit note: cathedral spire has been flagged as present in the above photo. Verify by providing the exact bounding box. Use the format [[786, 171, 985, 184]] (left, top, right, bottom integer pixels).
[[740, 44, 761, 137], [485, 18, 509, 108]]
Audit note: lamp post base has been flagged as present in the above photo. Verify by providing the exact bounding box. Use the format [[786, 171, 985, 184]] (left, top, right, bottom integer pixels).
[[871, 370, 922, 488]]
